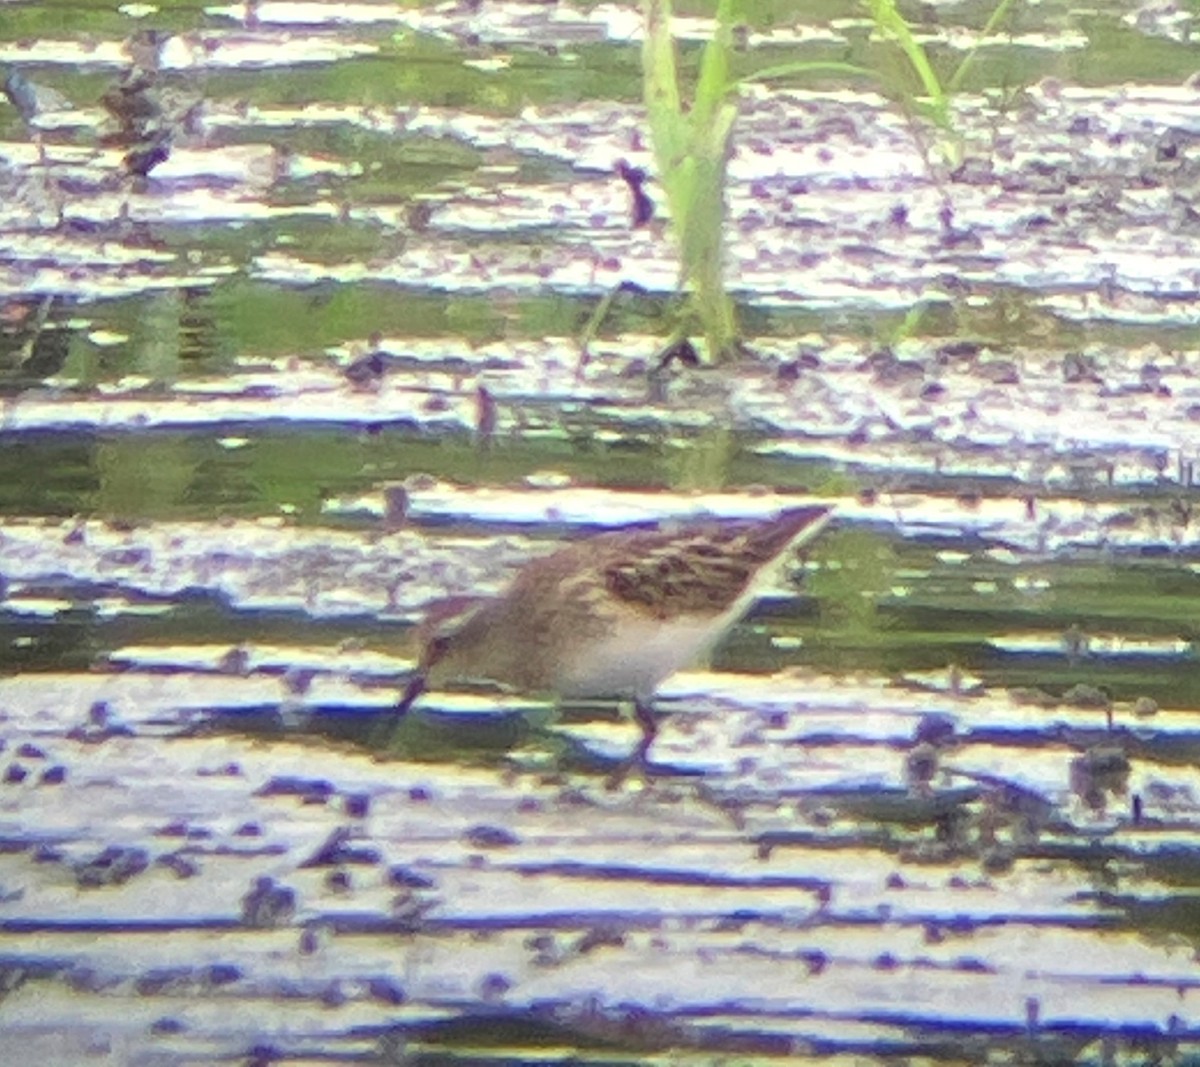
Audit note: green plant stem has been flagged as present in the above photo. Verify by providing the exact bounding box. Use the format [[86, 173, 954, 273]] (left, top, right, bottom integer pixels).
[[642, 0, 741, 362], [866, 0, 950, 130], [947, 0, 1019, 92]]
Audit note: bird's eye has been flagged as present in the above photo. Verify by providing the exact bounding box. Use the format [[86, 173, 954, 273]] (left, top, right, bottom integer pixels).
[[427, 634, 451, 664]]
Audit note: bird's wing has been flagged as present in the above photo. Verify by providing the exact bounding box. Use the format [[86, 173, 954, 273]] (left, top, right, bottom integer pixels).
[[602, 528, 761, 617], [601, 508, 831, 619]]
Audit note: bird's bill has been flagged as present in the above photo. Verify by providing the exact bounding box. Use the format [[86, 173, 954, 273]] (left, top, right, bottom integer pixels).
[[395, 671, 427, 714]]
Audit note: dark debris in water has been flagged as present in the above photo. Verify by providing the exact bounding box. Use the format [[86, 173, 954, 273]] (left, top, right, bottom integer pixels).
[[5, 46, 1200, 497], [0, 653, 1196, 1060], [74, 845, 150, 889]]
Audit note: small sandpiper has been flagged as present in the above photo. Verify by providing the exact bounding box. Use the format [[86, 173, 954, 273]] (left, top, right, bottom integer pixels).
[[397, 504, 833, 770]]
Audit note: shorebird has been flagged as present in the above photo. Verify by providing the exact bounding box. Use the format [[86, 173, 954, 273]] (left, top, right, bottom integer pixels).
[[397, 504, 833, 770]]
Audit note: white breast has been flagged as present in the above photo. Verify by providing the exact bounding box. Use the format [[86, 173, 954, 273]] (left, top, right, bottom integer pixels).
[[553, 612, 731, 700]]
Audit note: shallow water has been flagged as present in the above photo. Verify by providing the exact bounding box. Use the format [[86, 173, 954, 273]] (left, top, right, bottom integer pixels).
[[2, 0, 1200, 1063]]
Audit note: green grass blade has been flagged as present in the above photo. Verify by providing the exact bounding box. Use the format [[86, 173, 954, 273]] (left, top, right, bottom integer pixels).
[[693, 0, 737, 128], [743, 60, 875, 85], [638, 0, 742, 360], [642, 0, 686, 176], [866, 0, 950, 128], [947, 0, 1020, 93]]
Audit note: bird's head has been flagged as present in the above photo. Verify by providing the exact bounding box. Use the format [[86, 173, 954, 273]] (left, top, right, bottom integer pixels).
[[395, 595, 493, 713]]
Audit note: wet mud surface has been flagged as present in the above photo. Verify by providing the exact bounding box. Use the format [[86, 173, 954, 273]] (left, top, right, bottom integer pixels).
[[2, 661, 1199, 1064], [3, 0, 1200, 1062], [2, 501, 1199, 1064]]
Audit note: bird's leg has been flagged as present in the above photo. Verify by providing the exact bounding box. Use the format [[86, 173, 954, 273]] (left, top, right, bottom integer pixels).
[[632, 698, 659, 766], [607, 698, 659, 788], [394, 672, 426, 715]]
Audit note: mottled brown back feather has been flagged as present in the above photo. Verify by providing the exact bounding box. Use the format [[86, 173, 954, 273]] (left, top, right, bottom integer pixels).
[[603, 505, 830, 617]]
